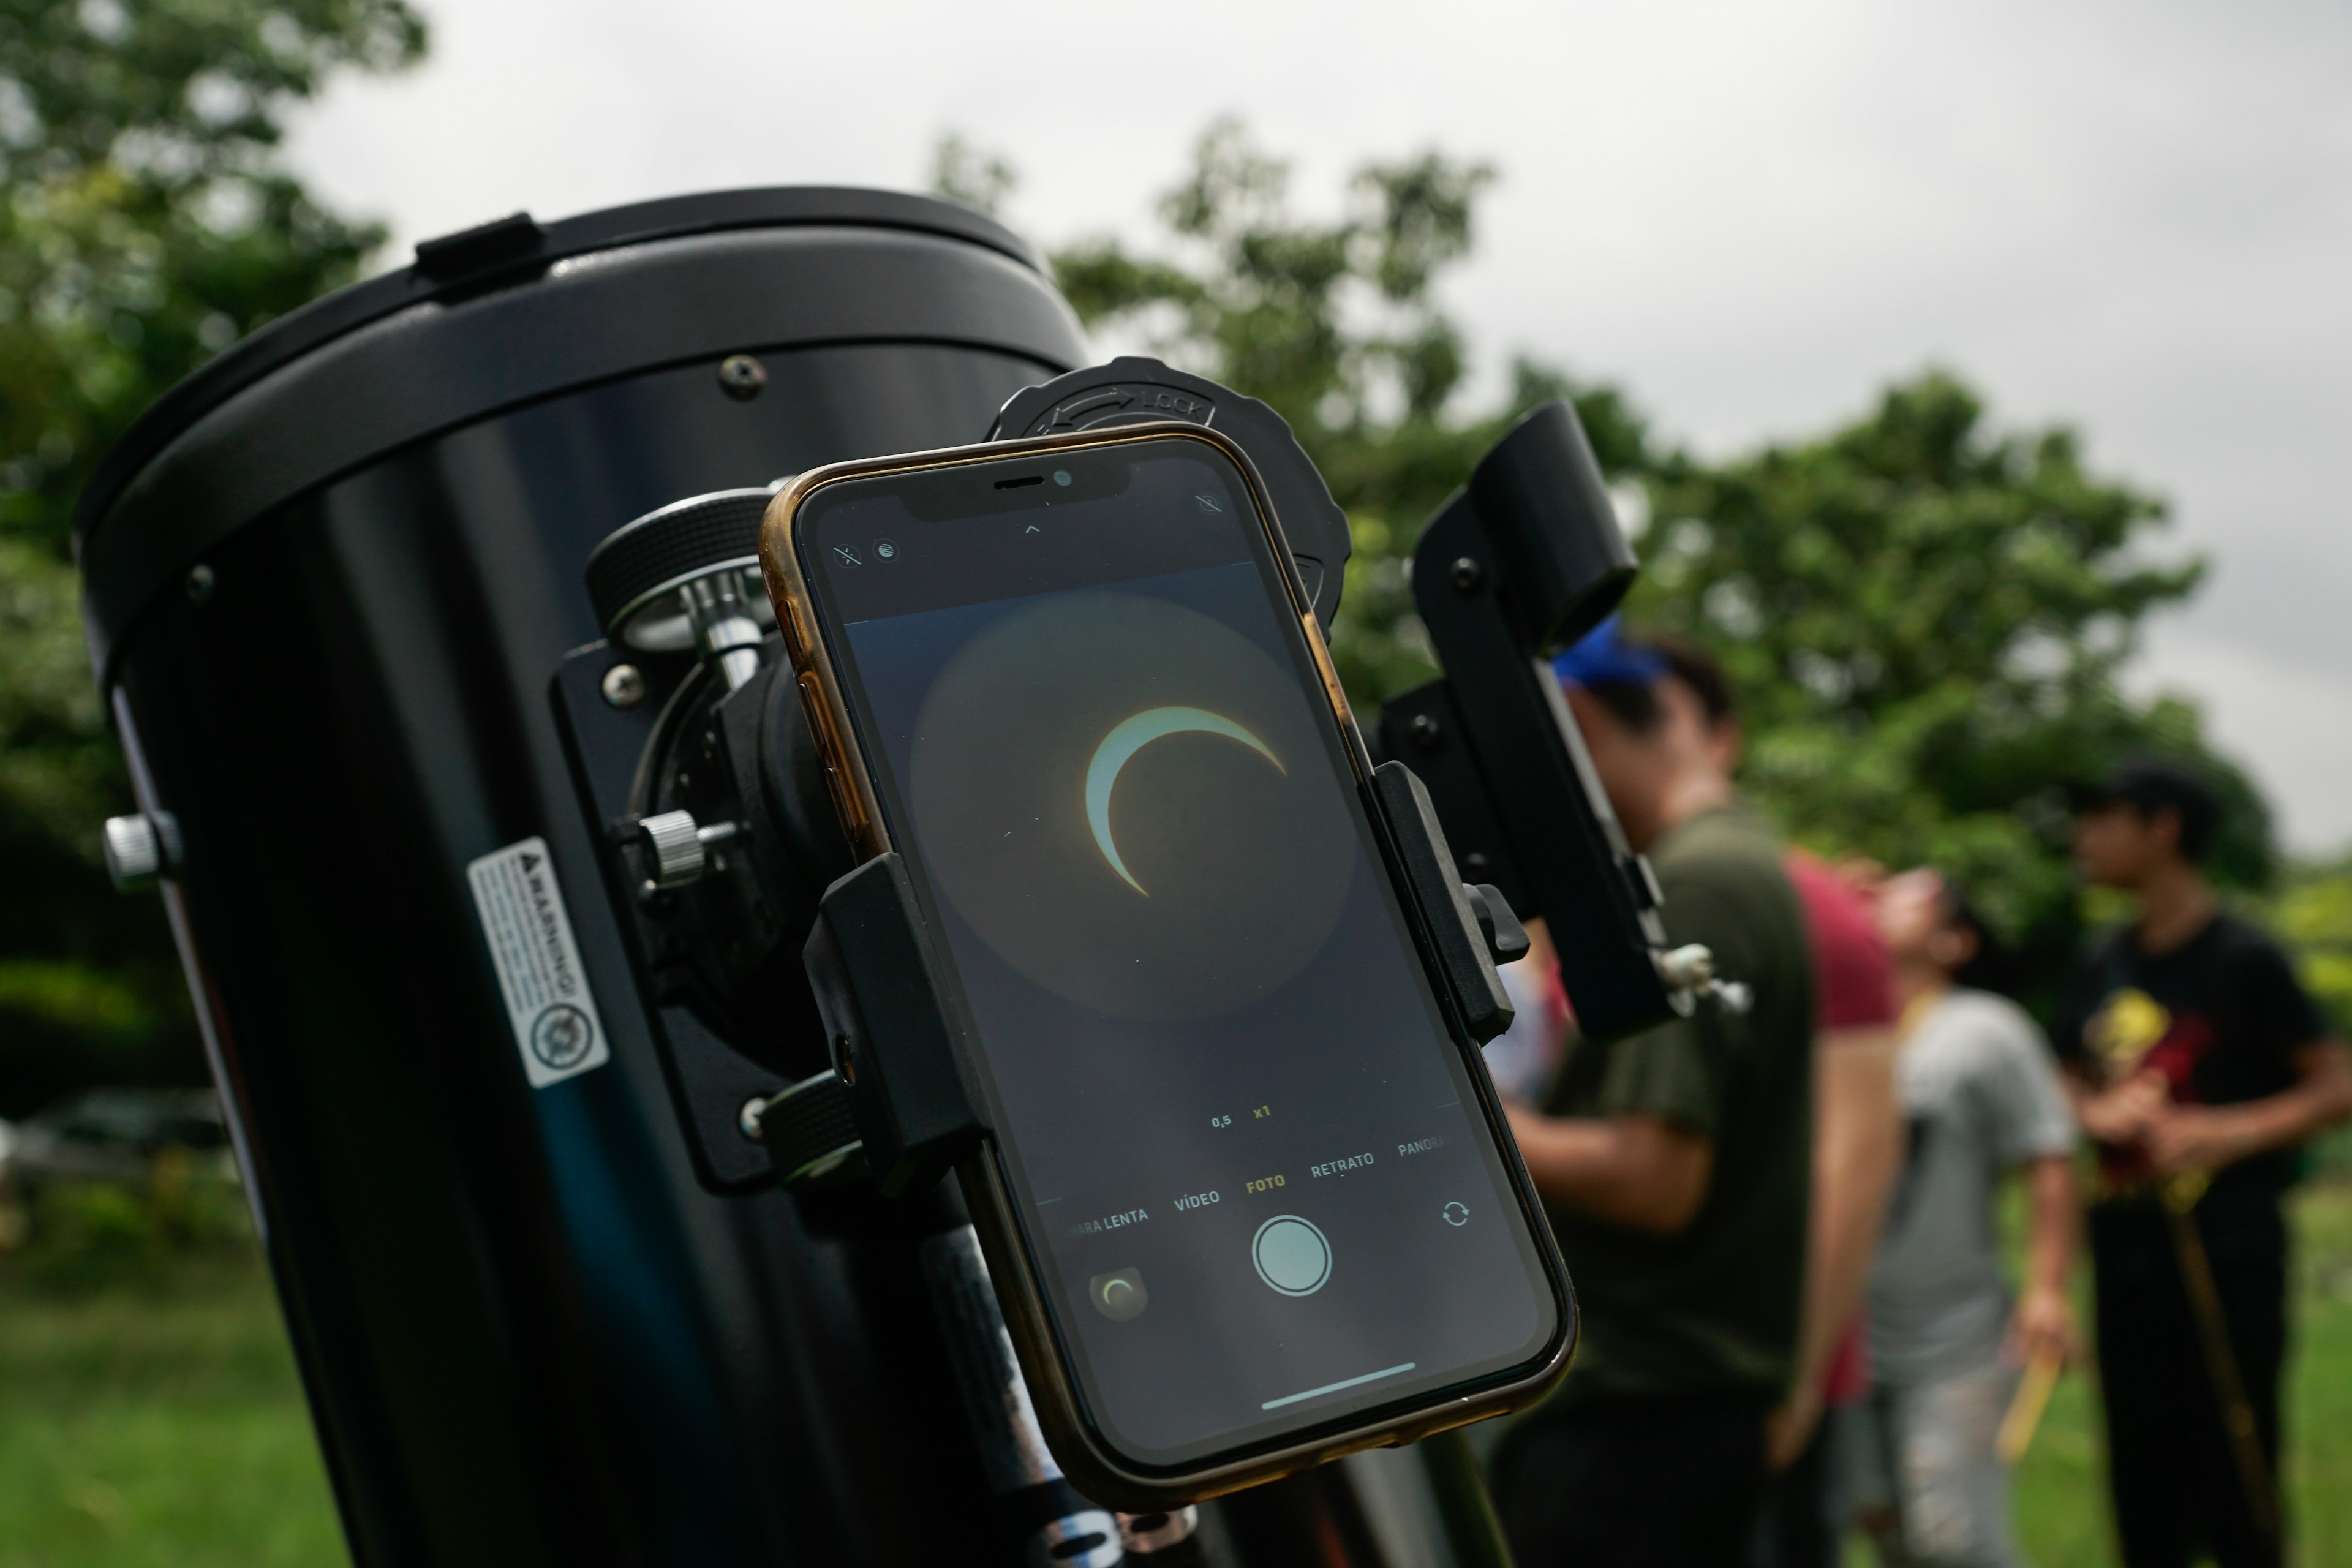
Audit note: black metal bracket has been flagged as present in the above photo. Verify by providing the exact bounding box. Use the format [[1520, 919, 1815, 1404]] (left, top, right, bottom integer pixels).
[[552, 643, 801, 1192], [1377, 402, 1683, 1043], [798, 853, 992, 1199]]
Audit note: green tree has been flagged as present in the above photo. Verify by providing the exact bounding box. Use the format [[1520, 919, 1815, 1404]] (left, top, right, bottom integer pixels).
[[2270, 856, 2352, 1036], [942, 125, 2271, 995], [1033, 120, 1647, 702], [929, 130, 1015, 221], [1627, 374, 2268, 966], [1, 0, 424, 1113]]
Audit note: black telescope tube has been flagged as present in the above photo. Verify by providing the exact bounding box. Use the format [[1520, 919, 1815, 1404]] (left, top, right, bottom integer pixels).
[[81, 188, 1087, 1566]]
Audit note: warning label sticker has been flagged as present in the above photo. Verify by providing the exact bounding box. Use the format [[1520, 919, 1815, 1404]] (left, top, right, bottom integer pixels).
[[467, 837, 610, 1088]]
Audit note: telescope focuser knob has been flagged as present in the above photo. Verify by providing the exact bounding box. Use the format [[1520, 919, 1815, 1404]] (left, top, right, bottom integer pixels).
[[102, 811, 182, 892], [584, 487, 778, 690], [1654, 943, 1753, 1016], [638, 810, 741, 888]]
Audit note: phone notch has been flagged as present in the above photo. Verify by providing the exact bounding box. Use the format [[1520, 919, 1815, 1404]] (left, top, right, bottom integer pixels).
[[900, 454, 1130, 521]]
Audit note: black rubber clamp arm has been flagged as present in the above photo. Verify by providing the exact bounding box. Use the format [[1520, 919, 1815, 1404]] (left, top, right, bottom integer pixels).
[[800, 853, 992, 1198], [1371, 761, 1518, 1045]]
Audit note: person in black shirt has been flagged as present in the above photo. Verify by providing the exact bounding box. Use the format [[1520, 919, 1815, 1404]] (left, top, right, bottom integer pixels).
[[2056, 757, 2352, 1568]]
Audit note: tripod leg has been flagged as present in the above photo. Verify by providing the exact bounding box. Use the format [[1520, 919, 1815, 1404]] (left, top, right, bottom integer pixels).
[[919, 1223, 1129, 1566]]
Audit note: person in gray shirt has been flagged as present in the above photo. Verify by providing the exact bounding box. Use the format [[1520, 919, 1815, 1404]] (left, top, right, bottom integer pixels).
[[1850, 870, 2080, 1567]]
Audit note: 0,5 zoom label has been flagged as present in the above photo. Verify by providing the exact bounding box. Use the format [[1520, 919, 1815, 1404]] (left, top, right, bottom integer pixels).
[[1246, 1174, 1286, 1193]]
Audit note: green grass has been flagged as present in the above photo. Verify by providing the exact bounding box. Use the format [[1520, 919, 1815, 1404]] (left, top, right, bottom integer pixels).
[[1999, 1176, 2352, 1566], [7, 1183, 2352, 1565], [2288, 1184, 2352, 1566], [0, 1248, 345, 1568]]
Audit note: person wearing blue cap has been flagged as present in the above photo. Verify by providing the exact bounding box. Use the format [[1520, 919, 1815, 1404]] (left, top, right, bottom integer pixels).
[[1488, 619, 1819, 1568]]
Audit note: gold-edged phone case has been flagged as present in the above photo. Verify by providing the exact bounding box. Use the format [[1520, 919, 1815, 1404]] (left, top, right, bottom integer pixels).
[[758, 421, 1572, 1509]]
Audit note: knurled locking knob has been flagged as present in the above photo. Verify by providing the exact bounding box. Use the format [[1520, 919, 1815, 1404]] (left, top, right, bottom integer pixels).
[[104, 812, 183, 892], [584, 489, 775, 643], [1654, 943, 1752, 1016], [1654, 943, 1716, 992], [639, 810, 707, 888], [636, 810, 742, 889], [745, 1069, 865, 1187]]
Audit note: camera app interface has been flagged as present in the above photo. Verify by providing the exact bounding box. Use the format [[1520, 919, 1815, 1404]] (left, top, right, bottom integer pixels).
[[802, 439, 1558, 1466]]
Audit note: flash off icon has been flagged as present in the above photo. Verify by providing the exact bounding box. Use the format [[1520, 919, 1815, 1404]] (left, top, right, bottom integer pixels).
[[1194, 494, 1223, 514]]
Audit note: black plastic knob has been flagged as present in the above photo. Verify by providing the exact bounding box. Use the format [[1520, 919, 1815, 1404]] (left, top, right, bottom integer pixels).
[[584, 487, 777, 651], [987, 358, 1352, 635]]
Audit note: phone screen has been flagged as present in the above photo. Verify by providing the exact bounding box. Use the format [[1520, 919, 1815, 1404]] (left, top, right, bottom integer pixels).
[[797, 435, 1562, 1469]]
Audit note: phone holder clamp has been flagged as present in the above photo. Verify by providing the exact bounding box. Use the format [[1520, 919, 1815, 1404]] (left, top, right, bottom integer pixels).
[[796, 852, 993, 1198], [1373, 761, 1524, 1045], [753, 769, 1530, 1202], [1378, 401, 1742, 1040]]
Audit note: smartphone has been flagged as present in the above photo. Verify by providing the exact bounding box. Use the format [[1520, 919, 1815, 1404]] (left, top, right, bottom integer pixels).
[[761, 423, 1573, 1506]]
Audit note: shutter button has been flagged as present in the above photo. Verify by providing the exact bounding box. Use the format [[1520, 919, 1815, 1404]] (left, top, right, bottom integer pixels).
[[1252, 1216, 1331, 1297]]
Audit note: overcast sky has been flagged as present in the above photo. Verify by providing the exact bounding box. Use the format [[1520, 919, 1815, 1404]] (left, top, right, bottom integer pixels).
[[284, 0, 2352, 850]]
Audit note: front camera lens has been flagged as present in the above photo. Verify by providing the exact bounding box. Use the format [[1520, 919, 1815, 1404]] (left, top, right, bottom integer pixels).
[[1053, 469, 1072, 487], [873, 539, 899, 562]]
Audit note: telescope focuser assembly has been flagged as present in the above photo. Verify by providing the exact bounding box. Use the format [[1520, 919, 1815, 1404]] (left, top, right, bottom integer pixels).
[[549, 484, 858, 1189], [585, 486, 781, 692]]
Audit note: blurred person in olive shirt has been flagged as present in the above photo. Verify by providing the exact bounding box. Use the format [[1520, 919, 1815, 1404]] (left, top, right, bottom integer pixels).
[[1488, 622, 1816, 1568]]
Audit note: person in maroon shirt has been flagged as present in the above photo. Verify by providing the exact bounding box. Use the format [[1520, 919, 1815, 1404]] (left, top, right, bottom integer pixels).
[[1756, 851, 1902, 1567]]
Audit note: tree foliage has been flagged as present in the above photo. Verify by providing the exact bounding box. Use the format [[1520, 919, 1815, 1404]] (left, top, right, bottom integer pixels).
[[0, 0, 423, 1112], [1627, 373, 2267, 954], [928, 131, 1014, 222], [2271, 857, 2352, 1037], [1037, 121, 1647, 702], [0, 77, 2288, 1099], [942, 124, 2273, 1000]]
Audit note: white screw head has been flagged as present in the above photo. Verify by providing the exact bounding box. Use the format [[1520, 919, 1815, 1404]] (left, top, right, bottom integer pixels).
[[601, 663, 646, 708]]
